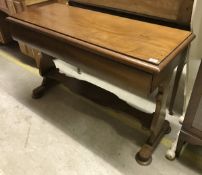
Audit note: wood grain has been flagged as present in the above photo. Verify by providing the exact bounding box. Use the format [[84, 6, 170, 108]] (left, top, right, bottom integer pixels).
[[11, 3, 192, 65], [8, 19, 153, 95], [6, 2, 195, 165]]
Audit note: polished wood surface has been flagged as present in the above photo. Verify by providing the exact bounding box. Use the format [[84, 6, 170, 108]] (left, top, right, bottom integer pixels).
[[11, 3, 193, 66], [8, 18, 154, 95], [7, 2, 195, 165], [69, 0, 194, 26]]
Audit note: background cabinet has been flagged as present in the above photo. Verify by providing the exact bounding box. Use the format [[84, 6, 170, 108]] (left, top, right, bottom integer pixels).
[[0, 0, 66, 63], [176, 59, 202, 157]]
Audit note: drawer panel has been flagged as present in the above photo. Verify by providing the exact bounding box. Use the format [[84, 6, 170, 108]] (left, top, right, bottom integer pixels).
[[9, 20, 153, 96]]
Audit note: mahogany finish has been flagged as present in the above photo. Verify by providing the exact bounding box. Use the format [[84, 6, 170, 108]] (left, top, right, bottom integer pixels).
[[11, 4, 192, 65], [7, 3, 195, 165]]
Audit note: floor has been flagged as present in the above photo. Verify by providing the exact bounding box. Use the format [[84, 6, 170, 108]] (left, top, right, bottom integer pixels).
[[0, 43, 202, 175]]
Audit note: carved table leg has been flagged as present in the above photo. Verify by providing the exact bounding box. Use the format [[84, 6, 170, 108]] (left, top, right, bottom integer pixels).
[[32, 53, 60, 99], [136, 78, 171, 165]]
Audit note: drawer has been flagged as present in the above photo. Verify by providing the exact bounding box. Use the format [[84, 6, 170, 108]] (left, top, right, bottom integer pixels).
[[9, 20, 153, 96], [61, 43, 153, 96]]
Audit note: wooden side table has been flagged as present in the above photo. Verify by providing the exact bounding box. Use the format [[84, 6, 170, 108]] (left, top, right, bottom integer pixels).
[[7, 3, 194, 165]]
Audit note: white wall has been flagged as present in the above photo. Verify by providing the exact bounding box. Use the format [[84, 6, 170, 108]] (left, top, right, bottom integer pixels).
[[190, 0, 202, 60], [185, 0, 202, 110]]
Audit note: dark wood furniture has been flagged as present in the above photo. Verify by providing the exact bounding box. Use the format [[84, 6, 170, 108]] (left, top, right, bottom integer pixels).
[[69, 0, 195, 118], [7, 1, 195, 165], [176, 59, 202, 157]]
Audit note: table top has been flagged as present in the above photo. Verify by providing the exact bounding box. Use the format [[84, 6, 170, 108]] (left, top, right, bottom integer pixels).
[[11, 3, 193, 66]]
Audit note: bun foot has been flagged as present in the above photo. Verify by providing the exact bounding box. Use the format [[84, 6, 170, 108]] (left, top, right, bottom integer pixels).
[[165, 149, 176, 160], [32, 86, 46, 99], [135, 145, 152, 166]]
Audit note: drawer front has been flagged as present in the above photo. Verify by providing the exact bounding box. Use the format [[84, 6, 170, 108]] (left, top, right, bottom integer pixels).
[[9, 20, 153, 96]]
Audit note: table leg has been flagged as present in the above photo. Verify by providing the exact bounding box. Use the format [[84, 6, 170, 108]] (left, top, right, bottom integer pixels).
[[136, 78, 171, 165], [32, 53, 60, 99]]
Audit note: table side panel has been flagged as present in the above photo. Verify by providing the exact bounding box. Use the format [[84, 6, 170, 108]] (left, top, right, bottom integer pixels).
[[8, 19, 153, 96]]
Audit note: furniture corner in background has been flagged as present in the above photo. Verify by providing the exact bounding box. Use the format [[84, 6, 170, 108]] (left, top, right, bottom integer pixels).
[[166, 59, 202, 160], [0, 0, 66, 65], [176, 59, 202, 157]]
